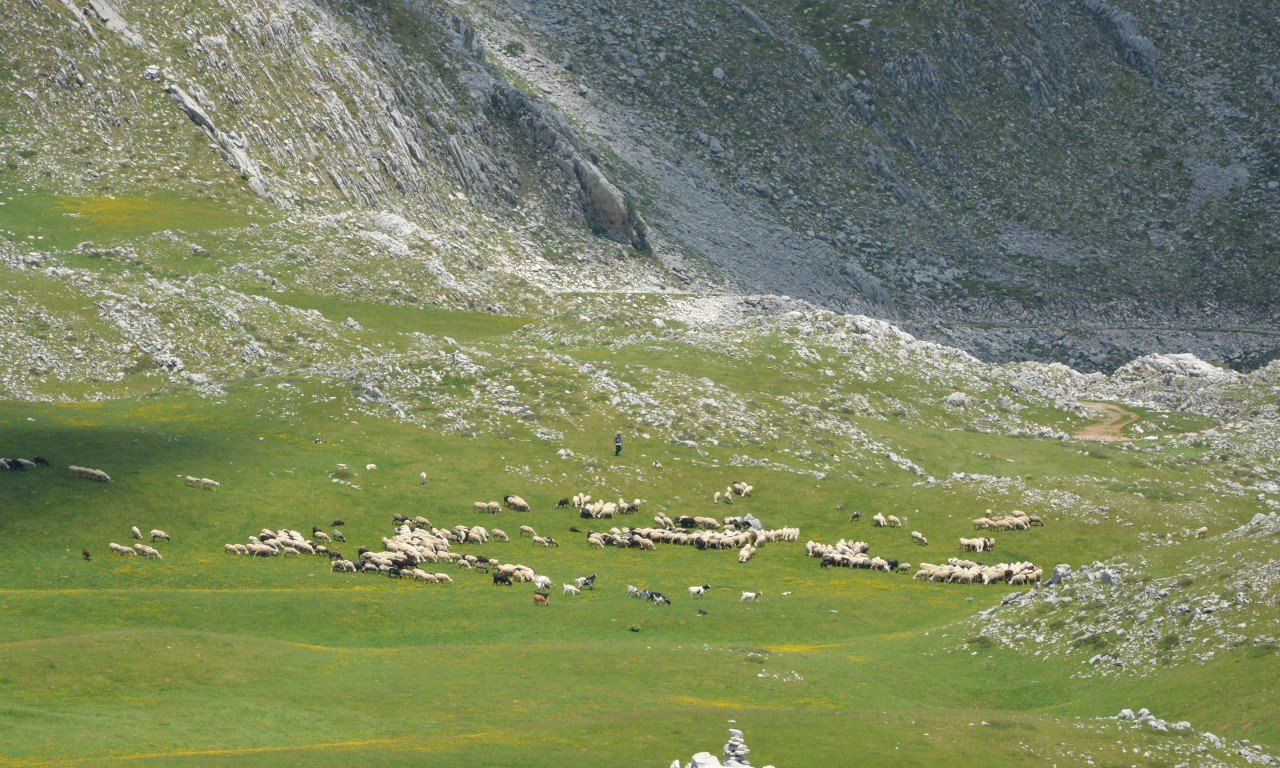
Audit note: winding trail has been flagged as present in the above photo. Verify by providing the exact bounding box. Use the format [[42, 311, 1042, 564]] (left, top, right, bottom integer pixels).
[[1075, 402, 1140, 441]]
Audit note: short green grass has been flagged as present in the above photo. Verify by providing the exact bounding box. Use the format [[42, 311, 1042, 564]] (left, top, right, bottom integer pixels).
[[0, 186, 264, 251], [0, 347, 1270, 766]]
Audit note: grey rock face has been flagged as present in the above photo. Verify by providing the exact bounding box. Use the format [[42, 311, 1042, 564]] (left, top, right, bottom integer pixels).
[[1082, 0, 1159, 76]]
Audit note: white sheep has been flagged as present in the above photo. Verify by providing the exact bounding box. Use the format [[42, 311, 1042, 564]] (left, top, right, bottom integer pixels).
[[911, 531, 928, 546], [740, 591, 762, 602], [199, 478, 219, 490], [872, 513, 887, 527], [1194, 526, 1208, 539], [131, 526, 142, 540], [418, 471, 427, 485], [150, 529, 170, 542], [688, 584, 710, 597], [713, 491, 722, 503], [313, 530, 330, 543], [182, 475, 200, 487], [366, 463, 377, 471], [490, 528, 509, 542], [563, 584, 581, 596], [518, 525, 536, 538], [887, 515, 902, 528], [533, 575, 552, 590]]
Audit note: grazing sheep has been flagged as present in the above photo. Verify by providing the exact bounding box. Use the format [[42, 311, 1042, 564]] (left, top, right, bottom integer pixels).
[[911, 531, 928, 546], [563, 583, 581, 596], [199, 478, 219, 490], [1027, 515, 1045, 526], [332, 519, 345, 526], [82, 548, 91, 561], [419, 472, 427, 485], [133, 544, 162, 559], [490, 529, 509, 542], [33, 456, 50, 467], [531, 535, 558, 548], [518, 525, 536, 538], [312, 530, 331, 544], [1194, 526, 1209, 539], [131, 526, 142, 540], [505, 495, 531, 512], [108, 543, 137, 556], [366, 463, 377, 471], [67, 465, 112, 482], [713, 491, 722, 503], [688, 584, 710, 597], [433, 573, 453, 584], [183, 475, 200, 487], [485, 501, 501, 514], [872, 513, 887, 527], [473, 502, 489, 513], [740, 591, 762, 602], [150, 529, 170, 542], [332, 529, 346, 542]]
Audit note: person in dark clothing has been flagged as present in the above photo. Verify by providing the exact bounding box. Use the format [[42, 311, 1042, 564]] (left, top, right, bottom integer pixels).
[[614, 433, 623, 456]]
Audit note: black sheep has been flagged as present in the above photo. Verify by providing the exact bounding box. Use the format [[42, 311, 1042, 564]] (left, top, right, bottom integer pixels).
[[556, 498, 571, 508], [82, 548, 91, 561], [493, 571, 513, 586], [33, 456, 50, 467], [331, 519, 345, 526]]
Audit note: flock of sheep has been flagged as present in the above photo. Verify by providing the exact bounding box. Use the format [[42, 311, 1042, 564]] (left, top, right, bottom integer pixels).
[[970, 509, 1044, 530], [913, 558, 1043, 585], [181, 475, 221, 490], [1, 456, 48, 471], [69, 465, 111, 483], [47, 458, 1073, 604], [106, 526, 170, 558]]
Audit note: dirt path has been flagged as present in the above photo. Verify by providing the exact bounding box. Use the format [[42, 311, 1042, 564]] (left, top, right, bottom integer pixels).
[[1076, 402, 1140, 441]]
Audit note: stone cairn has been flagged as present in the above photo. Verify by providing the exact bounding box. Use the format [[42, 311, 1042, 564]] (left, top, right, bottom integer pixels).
[[670, 729, 774, 768]]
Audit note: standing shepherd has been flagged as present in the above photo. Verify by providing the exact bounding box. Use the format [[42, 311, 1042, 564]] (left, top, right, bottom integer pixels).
[[614, 432, 623, 456]]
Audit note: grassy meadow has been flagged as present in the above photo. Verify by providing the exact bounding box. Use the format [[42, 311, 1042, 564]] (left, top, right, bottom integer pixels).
[[1, 318, 1274, 767]]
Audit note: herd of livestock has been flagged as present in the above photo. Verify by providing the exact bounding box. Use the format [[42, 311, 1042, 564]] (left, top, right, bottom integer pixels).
[[8, 456, 1071, 601]]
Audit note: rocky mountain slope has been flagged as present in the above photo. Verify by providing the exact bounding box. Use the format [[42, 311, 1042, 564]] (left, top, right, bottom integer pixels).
[[2, 0, 1278, 370], [469, 0, 1280, 369]]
